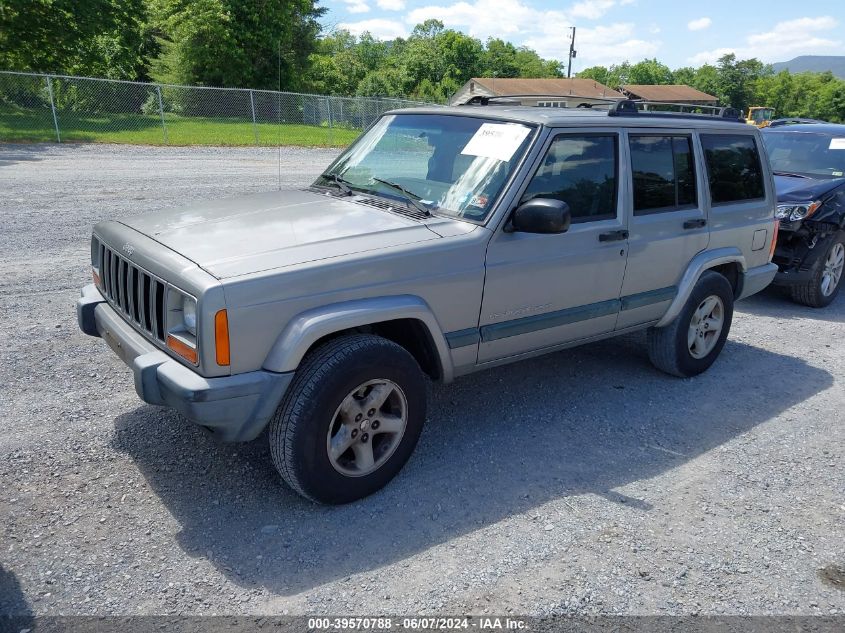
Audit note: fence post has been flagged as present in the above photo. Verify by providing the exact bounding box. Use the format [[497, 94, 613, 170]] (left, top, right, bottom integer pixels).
[[326, 96, 333, 146], [156, 85, 168, 144], [46, 76, 60, 142], [249, 89, 258, 144]]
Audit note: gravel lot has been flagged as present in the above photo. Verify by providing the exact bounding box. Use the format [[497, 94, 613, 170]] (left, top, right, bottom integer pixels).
[[1, 143, 844, 618]]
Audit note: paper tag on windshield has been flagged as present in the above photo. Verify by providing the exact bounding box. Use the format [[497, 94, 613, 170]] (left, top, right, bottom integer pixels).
[[829, 138, 845, 150], [461, 124, 531, 162]]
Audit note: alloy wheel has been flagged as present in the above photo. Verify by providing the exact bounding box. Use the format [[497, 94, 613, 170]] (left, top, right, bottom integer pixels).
[[821, 242, 845, 297], [688, 295, 725, 360], [326, 379, 408, 477]]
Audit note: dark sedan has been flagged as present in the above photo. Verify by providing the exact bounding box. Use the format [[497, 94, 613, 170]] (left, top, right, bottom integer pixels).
[[762, 123, 845, 307]]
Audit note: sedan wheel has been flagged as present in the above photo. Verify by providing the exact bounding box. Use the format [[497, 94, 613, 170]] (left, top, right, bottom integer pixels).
[[821, 241, 844, 297]]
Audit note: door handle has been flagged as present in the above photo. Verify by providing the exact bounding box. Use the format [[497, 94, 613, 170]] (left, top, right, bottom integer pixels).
[[599, 230, 629, 242], [683, 218, 707, 229]]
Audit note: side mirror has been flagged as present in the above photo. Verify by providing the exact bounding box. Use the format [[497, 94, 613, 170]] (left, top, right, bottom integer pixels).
[[510, 198, 571, 234]]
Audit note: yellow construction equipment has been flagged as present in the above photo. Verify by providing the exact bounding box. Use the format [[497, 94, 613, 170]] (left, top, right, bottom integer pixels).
[[746, 107, 775, 127]]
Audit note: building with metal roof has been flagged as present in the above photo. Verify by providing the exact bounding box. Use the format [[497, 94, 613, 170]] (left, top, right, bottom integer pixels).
[[621, 84, 718, 105], [449, 77, 626, 108]]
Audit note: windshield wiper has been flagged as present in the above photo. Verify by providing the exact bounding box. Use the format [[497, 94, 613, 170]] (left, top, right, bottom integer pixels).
[[773, 170, 810, 179], [371, 177, 432, 216], [322, 173, 355, 195]]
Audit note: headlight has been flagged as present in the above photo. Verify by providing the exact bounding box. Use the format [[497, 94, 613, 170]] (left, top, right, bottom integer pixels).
[[165, 291, 198, 365], [182, 294, 197, 336], [776, 201, 822, 222]]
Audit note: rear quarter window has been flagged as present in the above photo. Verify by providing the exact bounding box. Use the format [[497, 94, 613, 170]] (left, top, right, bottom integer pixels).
[[700, 134, 765, 205], [630, 135, 697, 214]]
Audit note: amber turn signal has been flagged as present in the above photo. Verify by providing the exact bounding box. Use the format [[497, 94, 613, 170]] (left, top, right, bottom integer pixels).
[[769, 219, 779, 262], [215, 309, 230, 366], [92, 268, 101, 288], [166, 334, 198, 364]]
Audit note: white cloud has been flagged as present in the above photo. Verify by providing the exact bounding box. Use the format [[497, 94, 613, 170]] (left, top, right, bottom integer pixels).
[[690, 15, 841, 64], [545, 23, 659, 68], [687, 17, 711, 31], [343, 0, 370, 14], [337, 18, 407, 39], [407, 0, 540, 38], [570, 0, 616, 20], [403, 0, 655, 67], [376, 0, 405, 9]]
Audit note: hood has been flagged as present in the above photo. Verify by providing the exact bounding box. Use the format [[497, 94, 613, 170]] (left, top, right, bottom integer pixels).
[[774, 174, 844, 203], [119, 189, 457, 279]]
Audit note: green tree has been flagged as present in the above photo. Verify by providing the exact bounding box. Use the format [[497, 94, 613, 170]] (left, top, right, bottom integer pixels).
[[815, 75, 845, 122], [577, 65, 610, 85], [627, 58, 674, 85], [149, 0, 325, 90], [513, 47, 562, 78], [356, 67, 408, 98], [605, 62, 632, 88], [0, 0, 153, 79], [672, 66, 696, 87], [401, 19, 482, 92], [481, 39, 521, 78], [310, 21, 563, 102], [714, 53, 770, 111], [690, 64, 720, 99], [306, 30, 369, 95]]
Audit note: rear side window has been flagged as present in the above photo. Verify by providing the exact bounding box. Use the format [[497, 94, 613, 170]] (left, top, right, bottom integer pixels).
[[630, 135, 697, 214], [521, 133, 618, 222], [700, 134, 765, 204]]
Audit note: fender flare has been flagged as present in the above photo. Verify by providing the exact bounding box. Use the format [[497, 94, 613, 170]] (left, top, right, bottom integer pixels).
[[262, 295, 454, 382], [655, 247, 747, 328]]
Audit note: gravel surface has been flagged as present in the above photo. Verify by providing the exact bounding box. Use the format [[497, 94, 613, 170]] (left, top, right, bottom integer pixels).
[[1, 142, 844, 617]]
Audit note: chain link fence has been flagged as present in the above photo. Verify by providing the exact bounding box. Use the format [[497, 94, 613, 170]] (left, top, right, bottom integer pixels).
[[0, 71, 434, 147]]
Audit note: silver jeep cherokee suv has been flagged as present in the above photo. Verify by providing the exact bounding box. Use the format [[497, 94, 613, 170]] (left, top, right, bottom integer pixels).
[[77, 101, 778, 503]]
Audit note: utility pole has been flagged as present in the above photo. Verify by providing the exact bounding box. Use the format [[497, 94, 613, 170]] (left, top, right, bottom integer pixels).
[[567, 27, 577, 78]]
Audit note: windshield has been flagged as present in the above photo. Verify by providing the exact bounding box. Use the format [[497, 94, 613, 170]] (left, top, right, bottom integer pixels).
[[315, 113, 536, 222], [762, 131, 845, 179], [751, 108, 773, 123]]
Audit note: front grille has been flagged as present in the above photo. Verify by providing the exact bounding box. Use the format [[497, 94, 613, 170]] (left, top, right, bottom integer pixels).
[[98, 243, 167, 342]]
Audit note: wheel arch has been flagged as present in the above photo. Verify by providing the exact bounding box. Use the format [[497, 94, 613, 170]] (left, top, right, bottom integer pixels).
[[262, 295, 454, 382], [656, 248, 746, 328]]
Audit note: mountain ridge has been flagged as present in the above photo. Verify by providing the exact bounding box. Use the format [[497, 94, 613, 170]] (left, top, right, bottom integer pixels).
[[771, 56, 845, 78]]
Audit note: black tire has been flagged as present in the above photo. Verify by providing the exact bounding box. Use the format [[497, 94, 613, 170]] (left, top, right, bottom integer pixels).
[[647, 271, 734, 378], [269, 334, 427, 504], [789, 232, 845, 308]]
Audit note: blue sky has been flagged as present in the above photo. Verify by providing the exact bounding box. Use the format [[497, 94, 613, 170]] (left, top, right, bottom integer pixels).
[[320, 0, 844, 70]]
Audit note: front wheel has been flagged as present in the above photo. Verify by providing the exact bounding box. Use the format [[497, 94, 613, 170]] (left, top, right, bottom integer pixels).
[[268, 334, 427, 504], [789, 233, 845, 308], [647, 271, 735, 378]]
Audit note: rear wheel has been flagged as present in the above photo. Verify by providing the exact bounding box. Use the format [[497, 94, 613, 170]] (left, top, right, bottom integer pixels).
[[648, 271, 734, 378], [789, 233, 845, 308], [268, 334, 427, 504]]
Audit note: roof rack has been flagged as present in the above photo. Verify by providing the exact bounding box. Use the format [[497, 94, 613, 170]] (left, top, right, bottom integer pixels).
[[457, 95, 745, 122], [608, 99, 744, 122], [767, 117, 826, 127]]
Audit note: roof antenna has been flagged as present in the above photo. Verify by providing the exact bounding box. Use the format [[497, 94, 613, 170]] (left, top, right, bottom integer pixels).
[[278, 39, 282, 191]]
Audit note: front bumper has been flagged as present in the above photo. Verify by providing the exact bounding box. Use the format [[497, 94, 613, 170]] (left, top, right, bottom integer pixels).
[[77, 284, 293, 441], [771, 226, 840, 286]]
